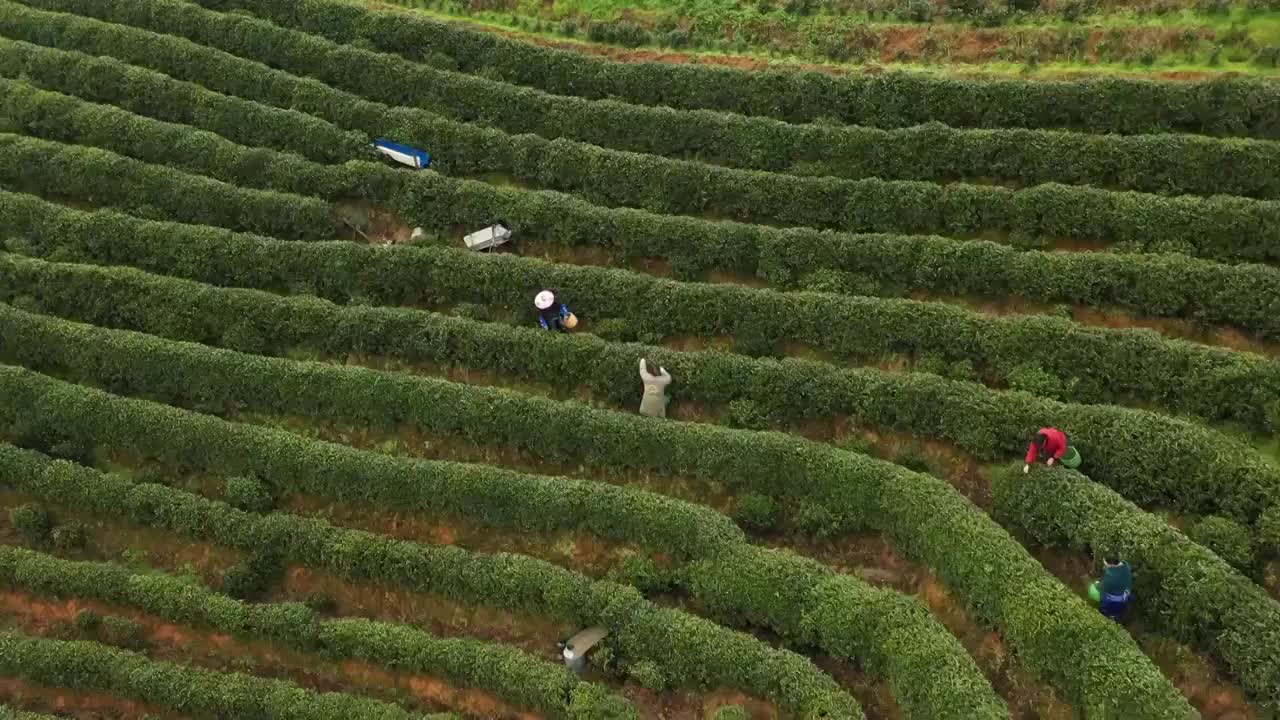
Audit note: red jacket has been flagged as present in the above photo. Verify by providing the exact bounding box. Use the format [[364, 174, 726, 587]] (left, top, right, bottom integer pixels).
[[1026, 427, 1067, 465]]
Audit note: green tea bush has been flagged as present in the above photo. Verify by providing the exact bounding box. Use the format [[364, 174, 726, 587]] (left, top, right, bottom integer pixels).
[[7, 49, 1280, 318], [0, 77, 384, 193], [223, 475, 275, 513], [0, 360, 1006, 720], [73, 609, 101, 632], [222, 552, 284, 602], [0, 260, 1263, 714], [20, 193, 1280, 435], [606, 555, 672, 595], [1005, 363, 1076, 402], [733, 494, 780, 532], [221, 322, 268, 355], [98, 615, 148, 651], [4, 222, 1277, 526], [1261, 506, 1280, 552], [792, 501, 841, 538], [727, 399, 770, 430], [50, 522, 87, 550], [8, 503, 52, 546], [625, 660, 666, 691], [6, 4, 1279, 208], [1189, 516, 1255, 571], [892, 445, 932, 474]]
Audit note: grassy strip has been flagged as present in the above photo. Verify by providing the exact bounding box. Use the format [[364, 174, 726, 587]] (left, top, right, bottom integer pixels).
[[204, 0, 1280, 138], [0, 300, 1196, 719], [0, 629, 448, 720], [994, 468, 1280, 714], [0, 133, 336, 239], [0, 79, 399, 199], [0, 545, 639, 720], [0, 706, 62, 720], [7, 0, 1280, 257], [0, 307, 1007, 720], [0, 434, 865, 719], [4, 47, 1278, 344]]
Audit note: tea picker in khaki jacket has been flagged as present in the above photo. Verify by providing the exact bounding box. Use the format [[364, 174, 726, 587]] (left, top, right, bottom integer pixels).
[[638, 358, 672, 418]]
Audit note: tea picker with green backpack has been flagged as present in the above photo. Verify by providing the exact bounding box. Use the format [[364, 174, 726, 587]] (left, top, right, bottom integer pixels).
[[1023, 426, 1082, 474], [1089, 555, 1134, 621]]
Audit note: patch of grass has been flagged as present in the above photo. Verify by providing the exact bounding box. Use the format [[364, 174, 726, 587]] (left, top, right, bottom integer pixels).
[[372, 0, 1280, 76]]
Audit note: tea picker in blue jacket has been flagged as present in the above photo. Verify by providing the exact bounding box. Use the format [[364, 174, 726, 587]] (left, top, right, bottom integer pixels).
[[534, 289, 576, 332], [1088, 554, 1134, 622]]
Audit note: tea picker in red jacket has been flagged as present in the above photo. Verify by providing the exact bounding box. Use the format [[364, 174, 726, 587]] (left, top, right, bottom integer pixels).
[[1022, 426, 1082, 474]]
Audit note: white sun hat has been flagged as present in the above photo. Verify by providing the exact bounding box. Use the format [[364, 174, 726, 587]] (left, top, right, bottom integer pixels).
[[534, 290, 555, 310]]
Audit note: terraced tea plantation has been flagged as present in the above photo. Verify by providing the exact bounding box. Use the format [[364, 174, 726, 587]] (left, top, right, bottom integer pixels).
[[0, 0, 1278, 718]]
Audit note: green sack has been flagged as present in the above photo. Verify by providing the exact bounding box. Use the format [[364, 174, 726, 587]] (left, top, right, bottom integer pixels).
[[1088, 582, 1101, 604]]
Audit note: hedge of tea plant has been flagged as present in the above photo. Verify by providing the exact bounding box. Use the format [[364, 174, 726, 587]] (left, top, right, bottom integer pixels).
[[10, 40, 1280, 286], [0, 438, 863, 719], [6, 54, 1279, 340], [7, 0, 1280, 257], [0, 312, 1197, 719], [396, 172, 1280, 322], [199, 0, 1280, 138], [212, 0, 1280, 196], [7, 215, 1280, 543], [0, 545, 639, 720], [0, 39, 365, 164], [0, 79, 398, 199], [0, 628, 450, 720], [0, 320, 1000, 720], [38, 0, 1278, 157], [0, 134, 335, 239], [994, 469, 1280, 714], [9, 254, 1279, 709], [4, 189, 1278, 438], [52, 1, 1280, 198], [7, 254, 1276, 708]]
